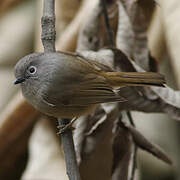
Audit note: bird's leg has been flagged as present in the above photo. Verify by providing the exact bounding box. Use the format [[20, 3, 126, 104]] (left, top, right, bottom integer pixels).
[[57, 117, 77, 134]]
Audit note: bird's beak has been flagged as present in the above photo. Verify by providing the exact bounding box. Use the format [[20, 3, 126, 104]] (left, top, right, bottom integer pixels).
[[14, 77, 26, 85]]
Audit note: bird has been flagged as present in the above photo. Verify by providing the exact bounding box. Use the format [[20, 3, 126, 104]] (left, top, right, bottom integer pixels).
[[14, 51, 165, 121]]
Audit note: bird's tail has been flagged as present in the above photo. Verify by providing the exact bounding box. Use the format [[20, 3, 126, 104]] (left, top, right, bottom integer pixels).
[[104, 72, 166, 87]]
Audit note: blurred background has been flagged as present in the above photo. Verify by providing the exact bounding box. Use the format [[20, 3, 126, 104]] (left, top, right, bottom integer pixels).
[[0, 0, 180, 179]]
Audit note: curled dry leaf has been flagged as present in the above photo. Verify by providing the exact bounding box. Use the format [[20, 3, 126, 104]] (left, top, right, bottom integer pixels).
[[111, 113, 137, 180], [123, 122, 172, 165], [75, 6, 141, 177], [116, 1, 134, 57], [120, 0, 156, 71], [78, 49, 115, 68], [56, 0, 99, 52], [79, 47, 180, 119], [76, 0, 102, 51], [151, 86, 180, 109], [78, 104, 119, 180], [73, 115, 91, 164], [129, 53, 180, 119]]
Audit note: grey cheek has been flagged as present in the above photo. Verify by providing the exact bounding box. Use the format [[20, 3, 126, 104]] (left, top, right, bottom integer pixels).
[[30, 76, 39, 80]]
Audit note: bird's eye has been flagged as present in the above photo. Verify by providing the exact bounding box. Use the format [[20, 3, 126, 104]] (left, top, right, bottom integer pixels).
[[28, 66, 37, 74]]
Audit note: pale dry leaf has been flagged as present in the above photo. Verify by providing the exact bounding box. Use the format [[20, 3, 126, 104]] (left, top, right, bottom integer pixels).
[[116, 1, 134, 57], [74, 0, 114, 169], [85, 109, 107, 136], [131, 56, 180, 116], [73, 115, 90, 164], [112, 127, 134, 180], [111, 114, 135, 180], [56, 0, 99, 52], [77, 0, 102, 51], [148, 7, 166, 62], [78, 49, 115, 68], [127, 145, 138, 180], [130, 1, 149, 71], [124, 122, 172, 165], [79, 48, 180, 121], [77, 51, 140, 180], [79, 104, 119, 180], [151, 86, 180, 109], [115, 49, 180, 120], [69, 0, 180, 179], [120, 0, 156, 71]]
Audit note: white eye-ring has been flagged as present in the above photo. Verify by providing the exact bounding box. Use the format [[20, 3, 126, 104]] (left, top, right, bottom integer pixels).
[[28, 66, 37, 74]]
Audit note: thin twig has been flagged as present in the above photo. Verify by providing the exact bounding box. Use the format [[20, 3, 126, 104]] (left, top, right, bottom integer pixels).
[[101, 0, 115, 47], [101, 1, 137, 179], [126, 112, 137, 180], [126, 111, 135, 127], [41, 0, 81, 180]]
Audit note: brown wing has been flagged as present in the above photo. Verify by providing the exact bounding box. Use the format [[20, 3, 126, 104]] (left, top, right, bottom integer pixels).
[[40, 52, 125, 107], [41, 73, 125, 107], [67, 75, 125, 106]]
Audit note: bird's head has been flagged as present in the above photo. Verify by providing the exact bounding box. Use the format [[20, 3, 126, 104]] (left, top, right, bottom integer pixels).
[[14, 53, 44, 85]]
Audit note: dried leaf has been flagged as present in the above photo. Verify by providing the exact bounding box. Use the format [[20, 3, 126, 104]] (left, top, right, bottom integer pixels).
[[73, 115, 90, 164], [79, 48, 180, 121], [56, 0, 99, 52], [131, 2, 149, 71], [77, 0, 102, 51], [78, 104, 119, 180], [73, 0, 179, 179], [125, 123, 172, 165], [151, 86, 180, 109], [78, 49, 115, 68], [112, 125, 133, 180], [120, 0, 156, 70], [111, 113, 137, 180], [116, 1, 134, 57]]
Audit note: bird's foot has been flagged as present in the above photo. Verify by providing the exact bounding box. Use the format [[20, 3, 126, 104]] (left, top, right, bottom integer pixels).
[[57, 117, 77, 134]]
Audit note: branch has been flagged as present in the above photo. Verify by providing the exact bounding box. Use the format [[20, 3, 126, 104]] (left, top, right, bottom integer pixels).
[[41, 1, 81, 179], [41, 0, 56, 52], [58, 118, 81, 180]]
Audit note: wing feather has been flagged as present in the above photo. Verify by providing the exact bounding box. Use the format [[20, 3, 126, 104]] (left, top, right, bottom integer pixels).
[[41, 74, 125, 107]]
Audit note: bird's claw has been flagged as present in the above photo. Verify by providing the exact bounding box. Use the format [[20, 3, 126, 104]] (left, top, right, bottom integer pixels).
[[57, 117, 77, 134]]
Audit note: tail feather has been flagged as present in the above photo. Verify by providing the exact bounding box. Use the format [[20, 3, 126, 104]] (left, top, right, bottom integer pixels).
[[103, 72, 166, 87]]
